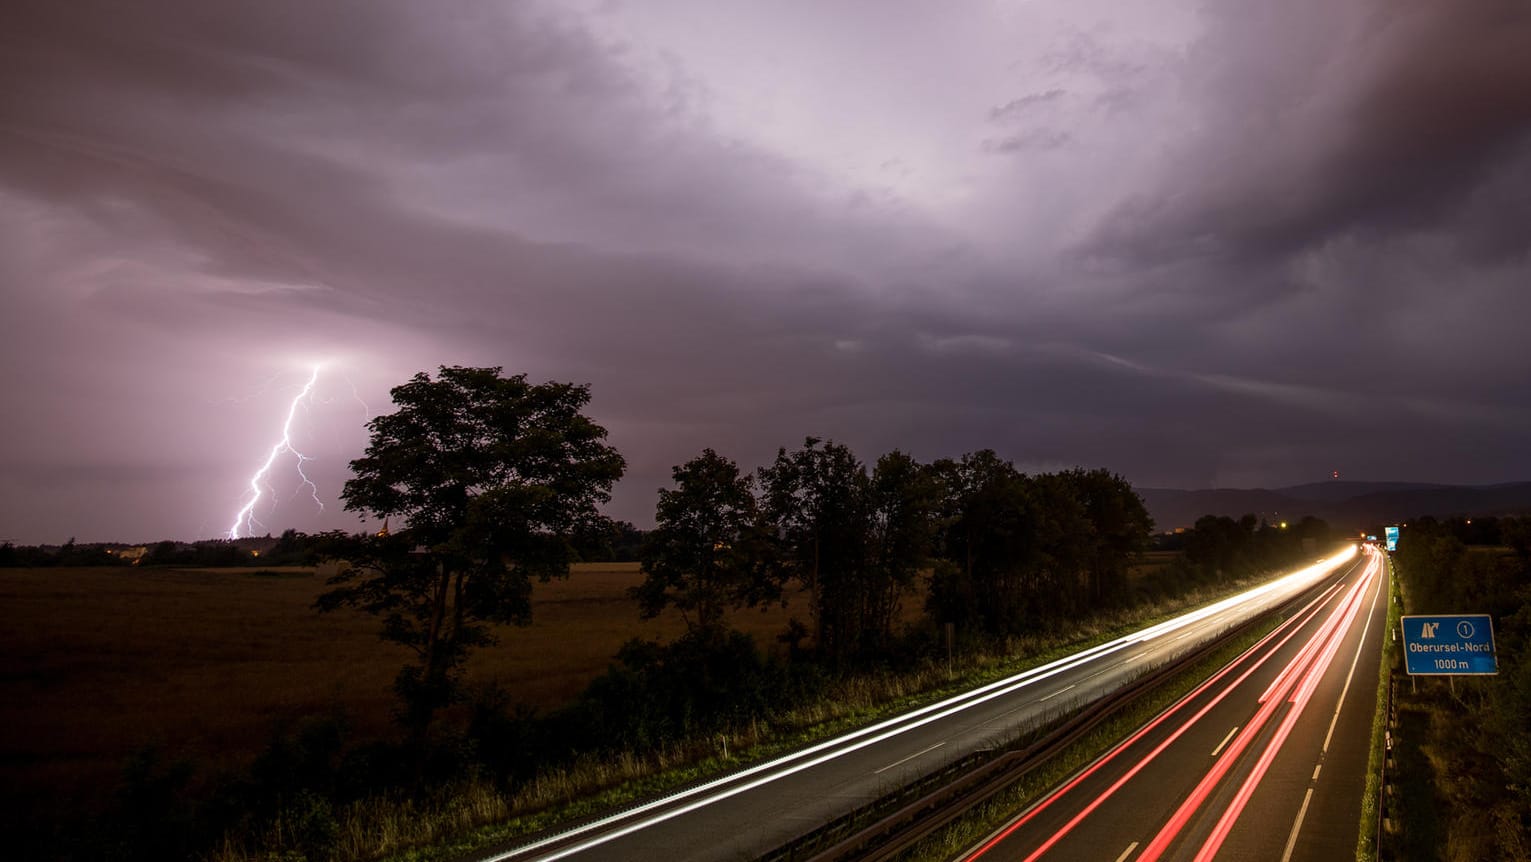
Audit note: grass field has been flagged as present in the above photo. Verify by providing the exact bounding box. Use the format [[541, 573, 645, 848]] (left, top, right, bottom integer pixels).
[[0, 563, 805, 820]]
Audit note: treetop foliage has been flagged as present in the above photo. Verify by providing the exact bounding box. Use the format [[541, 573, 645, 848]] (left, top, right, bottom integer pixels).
[[634, 448, 779, 633], [343, 366, 626, 559]]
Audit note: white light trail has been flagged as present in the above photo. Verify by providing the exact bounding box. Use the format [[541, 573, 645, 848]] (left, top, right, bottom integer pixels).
[[227, 365, 324, 540]]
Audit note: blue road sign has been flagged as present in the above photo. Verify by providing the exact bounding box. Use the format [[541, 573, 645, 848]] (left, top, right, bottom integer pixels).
[[1385, 525, 1399, 551], [1401, 615, 1498, 675]]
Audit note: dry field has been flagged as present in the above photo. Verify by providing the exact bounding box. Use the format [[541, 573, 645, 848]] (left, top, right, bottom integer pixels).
[[1, 556, 1175, 822], [0, 563, 806, 816], [1133, 550, 1180, 577]]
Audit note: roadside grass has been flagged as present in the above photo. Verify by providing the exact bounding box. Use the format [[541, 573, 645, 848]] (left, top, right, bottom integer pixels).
[[1380, 550, 1527, 862], [1396, 683, 1522, 862], [1387, 700, 1443, 860]]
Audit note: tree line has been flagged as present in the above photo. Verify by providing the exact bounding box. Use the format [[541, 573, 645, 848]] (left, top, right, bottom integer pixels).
[[1152, 513, 1334, 587], [0, 524, 644, 569], [314, 367, 1160, 747], [637, 444, 1157, 657]]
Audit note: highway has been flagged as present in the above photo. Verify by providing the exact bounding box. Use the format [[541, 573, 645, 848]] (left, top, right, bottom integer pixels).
[[479, 546, 1364, 862], [961, 545, 1387, 862]]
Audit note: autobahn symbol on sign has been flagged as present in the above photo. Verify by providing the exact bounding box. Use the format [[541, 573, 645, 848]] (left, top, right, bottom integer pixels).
[[1401, 614, 1498, 675]]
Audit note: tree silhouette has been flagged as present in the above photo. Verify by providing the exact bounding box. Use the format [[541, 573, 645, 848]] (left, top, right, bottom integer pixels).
[[317, 366, 625, 746], [635, 449, 779, 633]]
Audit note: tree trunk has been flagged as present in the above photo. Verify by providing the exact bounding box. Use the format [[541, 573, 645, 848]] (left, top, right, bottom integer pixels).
[[410, 560, 451, 759]]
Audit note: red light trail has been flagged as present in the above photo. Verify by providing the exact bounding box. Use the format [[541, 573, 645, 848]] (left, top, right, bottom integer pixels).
[[1186, 553, 1381, 861], [964, 580, 1349, 861], [962, 547, 1383, 862]]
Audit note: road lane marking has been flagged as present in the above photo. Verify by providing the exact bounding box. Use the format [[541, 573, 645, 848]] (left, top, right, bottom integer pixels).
[[1321, 559, 1384, 753], [1039, 684, 1076, 702], [959, 560, 1359, 862], [1312, 763, 1321, 781], [1115, 842, 1139, 862], [1279, 788, 1316, 862], [1137, 563, 1375, 862], [1086, 667, 1111, 681], [874, 742, 945, 775], [1170, 562, 1378, 862], [1211, 726, 1240, 757]]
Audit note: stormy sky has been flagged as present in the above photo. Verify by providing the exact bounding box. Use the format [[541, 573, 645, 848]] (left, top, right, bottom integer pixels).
[[2, 0, 1529, 543]]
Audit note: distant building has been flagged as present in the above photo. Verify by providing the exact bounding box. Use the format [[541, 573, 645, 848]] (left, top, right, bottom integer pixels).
[[106, 546, 149, 564]]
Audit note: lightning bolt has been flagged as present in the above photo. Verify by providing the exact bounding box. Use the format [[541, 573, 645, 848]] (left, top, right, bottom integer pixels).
[[227, 365, 324, 540], [342, 370, 372, 421]]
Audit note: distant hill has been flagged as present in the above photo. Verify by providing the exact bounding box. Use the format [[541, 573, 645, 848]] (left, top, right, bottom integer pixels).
[[1140, 481, 1531, 532], [1271, 481, 1450, 503]]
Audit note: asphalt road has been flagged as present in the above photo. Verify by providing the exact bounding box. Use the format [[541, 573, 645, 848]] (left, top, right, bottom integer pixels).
[[962, 545, 1387, 862], [479, 546, 1364, 862]]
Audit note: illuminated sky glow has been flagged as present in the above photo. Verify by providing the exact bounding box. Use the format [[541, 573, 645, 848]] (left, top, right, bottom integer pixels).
[[1, 0, 1528, 542]]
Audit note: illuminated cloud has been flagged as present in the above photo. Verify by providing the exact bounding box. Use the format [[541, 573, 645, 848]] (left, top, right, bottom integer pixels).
[[0, 0, 1527, 541]]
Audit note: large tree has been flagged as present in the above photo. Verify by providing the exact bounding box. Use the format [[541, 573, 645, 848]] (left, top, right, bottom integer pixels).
[[1057, 469, 1152, 606], [634, 449, 778, 633], [759, 438, 873, 664], [863, 450, 941, 650], [928, 450, 1043, 636], [317, 366, 625, 743]]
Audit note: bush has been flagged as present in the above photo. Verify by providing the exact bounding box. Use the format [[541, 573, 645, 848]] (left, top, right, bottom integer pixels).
[[467, 684, 547, 787], [555, 627, 794, 756], [274, 790, 339, 862]]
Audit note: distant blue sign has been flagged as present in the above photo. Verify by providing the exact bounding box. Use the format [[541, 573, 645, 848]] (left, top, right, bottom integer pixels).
[[1402, 615, 1498, 675], [1385, 526, 1399, 551]]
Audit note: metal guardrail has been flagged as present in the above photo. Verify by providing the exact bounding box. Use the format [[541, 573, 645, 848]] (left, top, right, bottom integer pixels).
[[1376, 674, 1396, 858], [1376, 555, 1401, 860]]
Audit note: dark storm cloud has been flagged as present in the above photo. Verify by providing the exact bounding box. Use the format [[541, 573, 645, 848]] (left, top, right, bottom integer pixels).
[[983, 129, 1074, 154], [984, 84, 1077, 158], [0, 0, 932, 294], [989, 89, 1068, 121], [1057, 0, 1531, 435], [1, 0, 1528, 542], [1085, 0, 1531, 273]]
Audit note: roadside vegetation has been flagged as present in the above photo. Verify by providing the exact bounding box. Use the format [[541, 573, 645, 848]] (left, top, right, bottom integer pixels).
[[2, 366, 1336, 862], [1383, 516, 1531, 862], [1357, 551, 1400, 862]]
